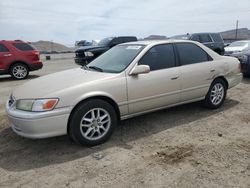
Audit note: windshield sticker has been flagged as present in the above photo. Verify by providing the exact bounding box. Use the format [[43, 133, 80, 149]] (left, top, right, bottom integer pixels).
[[126, 46, 142, 50]]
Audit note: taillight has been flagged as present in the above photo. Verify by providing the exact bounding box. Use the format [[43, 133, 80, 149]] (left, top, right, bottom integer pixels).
[[31, 51, 40, 61]]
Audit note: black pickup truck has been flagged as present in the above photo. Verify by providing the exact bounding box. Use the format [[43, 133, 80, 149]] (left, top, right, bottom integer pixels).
[[74, 36, 137, 65]]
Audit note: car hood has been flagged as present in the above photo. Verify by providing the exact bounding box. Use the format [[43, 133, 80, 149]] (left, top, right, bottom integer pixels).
[[12, 68, 115, 100], [76, 46, 109, 53], [225, 46, 247, 52]]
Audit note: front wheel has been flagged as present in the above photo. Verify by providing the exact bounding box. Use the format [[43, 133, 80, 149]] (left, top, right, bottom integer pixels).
[[69, 99, 117, 146], [204, 79, 227, 109]]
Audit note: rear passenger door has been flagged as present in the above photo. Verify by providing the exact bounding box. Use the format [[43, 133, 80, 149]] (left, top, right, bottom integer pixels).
[[127, 44, 181, 114], [175, 43, 214, 102]]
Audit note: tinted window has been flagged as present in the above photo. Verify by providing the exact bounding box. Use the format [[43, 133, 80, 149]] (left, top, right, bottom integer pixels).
[[176, 43, 210, 65], [111, 38, 123, 45], [13, 43, 34, 51], [139, 44, 176, 71], [0, 44, 9, 52], [210, 34, 223, 42], [122, 37, 137, 43], [200, 34, 212, 43], [190, 35, 200, 42]]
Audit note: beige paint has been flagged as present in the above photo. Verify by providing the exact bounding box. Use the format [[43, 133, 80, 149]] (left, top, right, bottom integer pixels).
[[12, 40, 242, 120]]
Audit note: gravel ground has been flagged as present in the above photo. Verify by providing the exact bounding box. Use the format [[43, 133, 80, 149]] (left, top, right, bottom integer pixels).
[[0, 58, 249, 188]]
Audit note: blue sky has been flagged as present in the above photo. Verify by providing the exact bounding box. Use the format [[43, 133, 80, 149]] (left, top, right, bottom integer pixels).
[[0, 0, 250, 46]]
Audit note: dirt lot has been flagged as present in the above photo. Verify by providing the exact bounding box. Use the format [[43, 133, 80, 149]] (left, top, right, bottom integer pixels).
[[0, 57, 249, 188]]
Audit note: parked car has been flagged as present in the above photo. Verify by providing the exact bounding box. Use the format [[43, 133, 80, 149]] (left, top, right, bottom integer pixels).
[[229, 46, 250, 77], [171, 33, 225, 55], [6, 40, 242, 146], [224, 40, 250, 56], [74, 36, 137, 65], [0, 40, 43, 79]]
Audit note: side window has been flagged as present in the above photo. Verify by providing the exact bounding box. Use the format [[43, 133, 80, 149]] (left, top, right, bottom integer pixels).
[[191, 35, 200, 42], [138, 44, 176, 71], [200, 34, 212, 43], [210, 34, 223, 42], [0, 44, 9, 52], [123, 37, 137, 43], [176, 43, 210, 65], [111, 38, 123, 46], [13, 43, 34, 51]]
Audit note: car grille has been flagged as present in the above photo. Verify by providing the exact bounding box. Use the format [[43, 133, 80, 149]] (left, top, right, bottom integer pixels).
[[8, 94, 15, 107]]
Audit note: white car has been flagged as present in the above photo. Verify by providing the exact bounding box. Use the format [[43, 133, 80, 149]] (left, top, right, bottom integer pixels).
[[225, 40, 250, 56], [6, 40, 242, 146]]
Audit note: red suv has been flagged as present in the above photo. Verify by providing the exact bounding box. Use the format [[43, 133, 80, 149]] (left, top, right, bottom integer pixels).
[[0, 40, 43, 79]]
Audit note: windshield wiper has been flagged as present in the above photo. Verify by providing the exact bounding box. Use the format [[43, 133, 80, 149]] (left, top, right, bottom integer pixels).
[[88, 66, 103, 72]]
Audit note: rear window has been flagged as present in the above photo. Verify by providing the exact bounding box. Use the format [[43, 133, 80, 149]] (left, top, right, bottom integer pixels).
[[12, 43, 34, 51], [0, 44, 9, 52]]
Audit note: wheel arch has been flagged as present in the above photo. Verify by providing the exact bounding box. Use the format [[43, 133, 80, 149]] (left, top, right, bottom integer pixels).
[[213, 76, 229, 89], [67, 95, 121, 134], [8, 61, 30, 73]]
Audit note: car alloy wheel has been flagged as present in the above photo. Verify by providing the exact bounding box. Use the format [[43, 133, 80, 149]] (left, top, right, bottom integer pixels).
[[69, 99, 117, 146], [204, 78, 227, 109], [80, 108, 111, 141], [210, 83, 225, 106], [11, 64, 29, 79]]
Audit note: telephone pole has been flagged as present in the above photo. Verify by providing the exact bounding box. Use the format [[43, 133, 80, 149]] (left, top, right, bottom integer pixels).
[[235, 20, 239, 40]]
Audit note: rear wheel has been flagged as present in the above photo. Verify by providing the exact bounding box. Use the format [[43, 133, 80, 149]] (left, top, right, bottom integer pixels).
[[10, 63, 29, 80], [204, 79, 227, 109], [69, 99, 117, 146]]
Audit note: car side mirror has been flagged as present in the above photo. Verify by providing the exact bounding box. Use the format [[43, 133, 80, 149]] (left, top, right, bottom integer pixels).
[[130, 65, 150, 76]]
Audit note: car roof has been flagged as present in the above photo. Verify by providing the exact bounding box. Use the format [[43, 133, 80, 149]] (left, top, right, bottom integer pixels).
[[120, 39, 195, 46], [0, 40, 26, 43]]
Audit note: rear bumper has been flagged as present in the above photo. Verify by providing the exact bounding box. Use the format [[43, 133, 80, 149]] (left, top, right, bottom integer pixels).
[[29, 61, 43, 71], [227, 73, 243, 89]]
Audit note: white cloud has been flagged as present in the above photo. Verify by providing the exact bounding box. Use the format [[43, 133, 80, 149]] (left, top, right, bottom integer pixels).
[[0, 0, 249, 46]]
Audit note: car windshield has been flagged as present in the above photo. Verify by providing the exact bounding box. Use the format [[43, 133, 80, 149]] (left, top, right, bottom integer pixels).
[[98, 37, 114, 46], [229, 41, 250, 47], [86, 44, 145, 73]]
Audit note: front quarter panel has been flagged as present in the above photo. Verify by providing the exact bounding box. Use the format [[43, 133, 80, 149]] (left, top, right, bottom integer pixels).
[[50, 72, 128, 116]]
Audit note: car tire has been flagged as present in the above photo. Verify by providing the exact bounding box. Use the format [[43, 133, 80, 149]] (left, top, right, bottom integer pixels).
[[204, 78, 227, 109], [68, 99, 117, 146], [10, 63, 29, 80]]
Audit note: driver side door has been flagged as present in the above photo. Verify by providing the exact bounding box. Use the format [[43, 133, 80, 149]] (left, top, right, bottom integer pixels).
[[126, 44, 181, 115]]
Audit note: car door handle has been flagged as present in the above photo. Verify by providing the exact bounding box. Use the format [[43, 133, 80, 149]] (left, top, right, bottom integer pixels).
[[171, 76, 179, 80], [4, 54, 12, 57]]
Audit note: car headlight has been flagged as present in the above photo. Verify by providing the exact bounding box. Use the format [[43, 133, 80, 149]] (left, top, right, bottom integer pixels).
[[16, 98, 59, 112], [238, 55, 249, 63], [84, 51, 94, 57]]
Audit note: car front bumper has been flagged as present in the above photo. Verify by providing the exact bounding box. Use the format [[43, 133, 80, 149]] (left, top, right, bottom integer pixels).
[[74, 57, 93, 65], [6, 102, 72, 139], [241, 62, 250, 75]]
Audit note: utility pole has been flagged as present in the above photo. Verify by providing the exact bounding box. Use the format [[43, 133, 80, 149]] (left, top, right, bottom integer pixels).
[[235, 20, 239, 40]]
